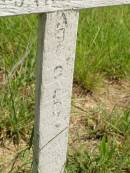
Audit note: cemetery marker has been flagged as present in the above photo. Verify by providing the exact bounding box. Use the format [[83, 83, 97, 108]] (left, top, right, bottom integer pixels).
[[0, 0, 130, 172]]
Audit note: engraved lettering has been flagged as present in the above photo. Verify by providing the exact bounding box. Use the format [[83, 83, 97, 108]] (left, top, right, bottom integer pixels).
[[54, 66, 63, 79], [53, 89, 62, 117], [34, 0, 39, 6], [15, 0, 24, 7], [56, 12, 68, 52]]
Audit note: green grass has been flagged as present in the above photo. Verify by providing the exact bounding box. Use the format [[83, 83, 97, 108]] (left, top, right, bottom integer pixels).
[[0, 15, 37, 144], [75, 5, 130, 90], [66, 107, 130, 173], [0, 5, 130, 173]]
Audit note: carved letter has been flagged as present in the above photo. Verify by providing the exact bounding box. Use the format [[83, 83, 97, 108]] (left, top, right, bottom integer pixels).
[[15, 0, 24, 7]]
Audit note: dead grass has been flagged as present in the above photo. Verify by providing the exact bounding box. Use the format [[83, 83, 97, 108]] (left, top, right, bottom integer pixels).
[[1, 80, 130, 172], [70, 79, 130, 148]]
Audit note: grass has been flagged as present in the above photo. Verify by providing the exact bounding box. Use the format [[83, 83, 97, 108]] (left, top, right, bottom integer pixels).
[[0, 5, 130, 173], [75, 5, 130, 91], [0, 15, 37, 144], [66, 107, 130, 173]]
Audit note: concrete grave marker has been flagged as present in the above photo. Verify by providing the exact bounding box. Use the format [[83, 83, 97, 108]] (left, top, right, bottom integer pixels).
[[0, 0, 130, 172]]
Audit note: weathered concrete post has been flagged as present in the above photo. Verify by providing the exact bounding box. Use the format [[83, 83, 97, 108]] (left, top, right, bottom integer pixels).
[[1, 0, 130, 173], [33, 11, 79, 173]]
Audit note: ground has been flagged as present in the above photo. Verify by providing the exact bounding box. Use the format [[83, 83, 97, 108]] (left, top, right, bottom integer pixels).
[[0, 79, 130, 173], [70, 80, 130, 148]]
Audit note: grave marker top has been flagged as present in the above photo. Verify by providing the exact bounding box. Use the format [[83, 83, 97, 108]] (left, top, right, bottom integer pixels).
[[0, 0, 130, 17]]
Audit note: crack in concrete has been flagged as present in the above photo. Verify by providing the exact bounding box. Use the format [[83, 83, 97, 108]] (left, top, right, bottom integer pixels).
[[40, 126, 68, 151]]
